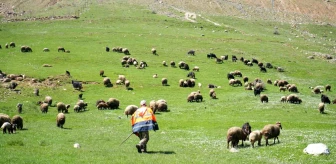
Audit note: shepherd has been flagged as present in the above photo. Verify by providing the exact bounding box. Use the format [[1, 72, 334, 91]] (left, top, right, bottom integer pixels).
[[131, 100, 159, 153]]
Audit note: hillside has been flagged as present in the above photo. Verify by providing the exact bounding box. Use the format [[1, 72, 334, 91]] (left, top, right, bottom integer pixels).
[[1, 0, 336, 25]]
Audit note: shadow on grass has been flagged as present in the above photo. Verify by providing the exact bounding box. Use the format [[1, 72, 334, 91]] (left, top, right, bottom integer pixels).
[[61, 127, 72, 130], [145, 150, 175, 154], [127, 87, 134, 91]]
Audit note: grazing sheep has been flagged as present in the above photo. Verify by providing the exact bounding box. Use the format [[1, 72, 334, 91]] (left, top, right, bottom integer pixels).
[[57, 102, 70, 113], [43, 48, 50, 52], [56, 113, 66, 128], [260, 94, 268, 103], [265, 63, 273, 68], [279, 87, 287, 92], [187, 50, 195, 55], [187, 93, 195, 102], [232, 55, 237, 62], [125, 80, 130, 89], [78, 93, 83, 100], [106, 46, 110, 52], [261, 122, 282, 146], [207, 53, 217, 59], [280, 96, 287, 103], [65, 50, 70, 53], [229, 79, 242, 86], [9, 81, 18, 90], [107, 98, 120, 109], [325, 84, 331, 92], [246, 62, 253, 66], [227, 127, 249, 148], [72, 80, 83, 91], [162, 78, 168, 86], [215, 58, 223, 63], [277, 80, 288, 87], [9, 42, 15, 48], [34, 88, 39, 96], [311, 87, 322, 94], [1, 122, 15, 134], [73, 104, 81, 113], [249, 130, 262, 148], [198, 83, 202, 88], [194, 93, 203, 102], [58, 47, 65, 52], [276, 67, 284, 72], [151, 48, 157, 55], [39, 102, 49, 113], [153, 74, 158, 78], [232, 70, 242, 77], [318, 103, 325, 114], [11, 115, 23, 130], [288, 85, 298, 92], [155, 99, 168, 113], [21, 46, 32, 52], [16, 103, 23, 113], [209, 89, 216, 99], [267, 79, 272, 84], [103, 77, 113, 87], [260, 66, 267, 72], [0, 114, 11, 128], [192, 66, 199, 72], [243, 76, 248, 83], [254, 88, 261, 96], [170, 61, 176, 67], [100, 70, 104, 77], [227, 73, 235, 80], [162, 61, 167, 66], [76, 100, 88, 112], [42, 64, 52, 67], [208, 84, 217, 88], [321, 94, 331, 104], [97, 102, 109, 110], [286, 94, 302, 104], [124, 105, 138, 117], [118, 75, 126, 84], [122, 48, 130, 55], [187, 72, 195, 79], [44, 96, 53, 106]]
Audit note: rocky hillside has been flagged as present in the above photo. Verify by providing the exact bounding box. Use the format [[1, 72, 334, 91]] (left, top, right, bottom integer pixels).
[[1, 0, 336, 25]]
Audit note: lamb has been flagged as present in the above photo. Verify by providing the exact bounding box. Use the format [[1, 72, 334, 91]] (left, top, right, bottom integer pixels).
[[100, 70, 104, 77], [58, 47, 65, 52], [192, 66, 199, 72], [187, 50, 195, 55], [249, 130, 262, 148], [162, 61, 167, 66], [75, 100, 88, 112], [118, 75, 126, 84], [261, 122, 282, 146], [260, 94, 268, 103], [279, 87, 287, 92], [162, 78, 168, 86], [209, 89, 216, 99], [227, 127, 249, 148], [170, 61, 176, 67], [16, 103, 23, 113], [124, 105, 138, 117], [11, 115, 23, 130], [44, 96, 53, 106], [103, 77, 113, 87], [318, 103, 325, 114], [97, 102, 109, 110], [56, 113, 66, 128], [125, 80, 130, 89], [325, 84, 331, 92], [43, 48, 50, 52], [1, 122, 15, 134], [57, 102, 70, 113], [280, 96, 287, 103], [107, 98, 120, 109]]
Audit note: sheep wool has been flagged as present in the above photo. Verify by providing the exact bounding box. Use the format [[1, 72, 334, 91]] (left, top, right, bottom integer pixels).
[[56, 113, 66, 128]]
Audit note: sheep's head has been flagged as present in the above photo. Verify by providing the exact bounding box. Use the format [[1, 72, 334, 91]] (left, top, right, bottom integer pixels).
[[276, 122, 282, 129]]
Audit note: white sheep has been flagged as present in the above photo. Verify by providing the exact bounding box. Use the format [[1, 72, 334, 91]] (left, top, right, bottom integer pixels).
[[249, 130, 262, 148]]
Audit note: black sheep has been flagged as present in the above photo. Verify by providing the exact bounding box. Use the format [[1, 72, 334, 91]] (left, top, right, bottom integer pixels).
[[227, 73, 234, 80], [260, 66, 267, 72], [208, 84, 217, 88], [187, 50, 195, 55], [321, 94, 331, 104], [66, 70, 71, 76], [106, 46, 110, 52], [232, 55, 237, 62], [207, 53, 217, 59], [254, 88, 261, 96], [187, 72, 195, 79], [72, 80, 83, 90], [9, 82, 18, 90]]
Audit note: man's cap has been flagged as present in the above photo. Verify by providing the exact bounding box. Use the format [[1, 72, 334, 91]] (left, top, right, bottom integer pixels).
[[140, 100, 146, 105]]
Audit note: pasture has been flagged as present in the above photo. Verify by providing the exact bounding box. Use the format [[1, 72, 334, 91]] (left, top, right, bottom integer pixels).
[[0, 1, 335, 163]]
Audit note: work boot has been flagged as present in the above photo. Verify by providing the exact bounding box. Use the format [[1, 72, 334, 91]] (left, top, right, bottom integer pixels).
[[136, 144, 141, 153], [143, 145, 147, 153]]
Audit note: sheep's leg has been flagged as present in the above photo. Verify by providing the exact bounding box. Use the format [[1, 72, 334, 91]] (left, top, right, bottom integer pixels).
[[265, 139, 268, 146]]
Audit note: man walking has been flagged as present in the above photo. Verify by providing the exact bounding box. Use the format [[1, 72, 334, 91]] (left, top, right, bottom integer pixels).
[[131, 100, 159, 153]]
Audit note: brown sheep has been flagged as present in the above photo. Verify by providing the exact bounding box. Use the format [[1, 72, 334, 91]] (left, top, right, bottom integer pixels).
[[1, 122, 15, 134], [40, 102, 49, 113], [125, 80, 130, 89], [260, 94, 268, 103], [209, 89, 216, 99], [312, 87, 322, 94], [192, 66, 199, 72], [249, 130, 262, 148], [56, 113, 66, 128], [124, 105, 138, 117], [44, 96, 53, 106], [155, 99, 168, 113], [57, 102, 70, 113], [318, 103, 325, 114], [261, 122, 282, 146], [58, 47, 65, 52], [100, 70, 104, 77], [97, 102, 109, 110], [267, 79, 272, 84], [151, 48, 157, 55], [11, 115, 23, 130], [0, 113, 11, 128], [288, 85, 298, 92], [280, 96, 287, 103], [279, 87, 287, 92], [187, 93, 195, 102], [107, 98, 120, 109], [103, 77, 113, 87], [227, 127, 249, 148]]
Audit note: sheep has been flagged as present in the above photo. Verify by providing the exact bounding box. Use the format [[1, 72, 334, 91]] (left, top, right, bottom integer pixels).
[[43, 48, 50, 52], [252, 58, 258, 64], [260, 94, 268, 103], [232, 55, 237, 62], [72, 80, 83, 91], [249, 130, 262, 148], [311, 87, 322, 94], [227, 73, 234, 80], [267, 79, 272, 84], [321, 94, 331, 104], [0, 113, 11, 128], [227, 127, 249, 148], [258, 62, 264, 67], [254, 88, 261, 96], [162, 78, 168, 86], [73, 104, 81, 113], [9, 82, 18, 90], [57, 102, 70, 113], [100, 70, 104, 77], [16, 103, 23, 113], [103, 77, 113, 87], [187, 93, 195, 102], [266, 63, 273, 68], [260, 66, 267, 72], [21, 46, 32, 52], [125, 80, 130, 89], [11, 115, 23, 130], [207, 53, 217, 59], [288, 85, 298, 92], [277, 80, 288, 87], [215, 58, 223, 63], [162, 61, 167, 66], [243, 76, 248, 83], [208, 84, 217, 88], [76, 100, 88, 112], [170, 61, 176, 67], [279, 87, 287, 92], [209, 89, 216, 99], [198, 83, 202, 88], [65, 50, 70, 53], [39, 102, 49, 113], [97, 102, 109, 110], [192, 66, 199, 72], [56, 113, 66, 128], [118, 75, 126, 84], [42, 64, 52, 67], [286, 94, 302, 104], [122, 48, 130, 55], [107, 98, 120, 109], [261, 122, 282, 146], [155, 99, 168, 113], [124, 105, 138, 117], [9, 42, 15, 48], [58, 47, 65, 52], [34, 88, 39, 96], [1, 122, 15, 134], [280, 96, 287, 103], [187, 50, 195, 55], [106, 46, 110, 52], [221, 55, 228, 60], [318, 103, 325, 114], [232, 70, 242, 77], [325, 84, 331, 92], [44, 96, 53, 106], [151, 48, 157, 55], [78, 93, 83, 100], [229, 79, 242, 86], [277, 67, 284, 72], [194, 93, 203, 102], [187, 72, 195, 79], [153, 74, 158, 78]]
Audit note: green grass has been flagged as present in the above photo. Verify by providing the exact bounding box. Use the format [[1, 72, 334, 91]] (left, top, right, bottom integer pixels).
[[0, 1, 336, 164]]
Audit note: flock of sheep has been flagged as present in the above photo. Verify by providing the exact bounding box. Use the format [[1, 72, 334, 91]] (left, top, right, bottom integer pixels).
[[1, 42, 335, 152]]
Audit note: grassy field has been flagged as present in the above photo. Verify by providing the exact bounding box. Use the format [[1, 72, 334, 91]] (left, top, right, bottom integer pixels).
[[1, 1, 336, 164]]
